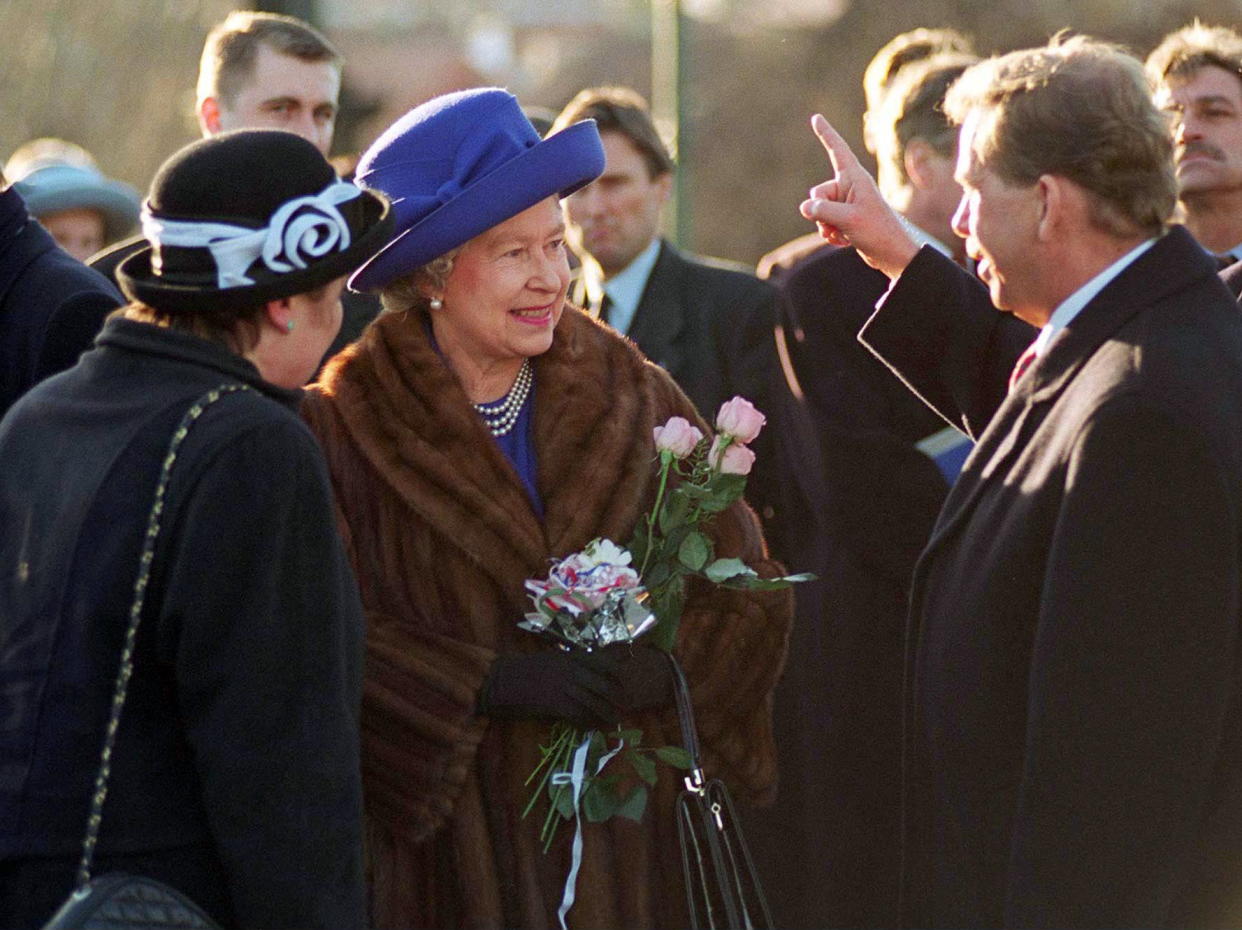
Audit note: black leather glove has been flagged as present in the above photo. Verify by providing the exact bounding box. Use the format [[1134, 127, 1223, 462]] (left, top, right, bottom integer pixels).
[[478, 644, 675, 728], [478, 649, 626, 728], [580, 643, 675, 714]]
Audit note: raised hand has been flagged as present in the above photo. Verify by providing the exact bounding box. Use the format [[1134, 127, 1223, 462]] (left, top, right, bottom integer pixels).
[[799, 113, 922, 279]]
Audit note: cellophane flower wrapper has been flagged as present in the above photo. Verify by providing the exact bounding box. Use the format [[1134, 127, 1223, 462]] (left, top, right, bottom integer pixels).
[[519, 541, 658, 648]]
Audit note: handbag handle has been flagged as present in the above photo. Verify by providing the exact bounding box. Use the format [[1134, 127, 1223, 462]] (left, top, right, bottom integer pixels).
[[665, 652, 707, 791], [75, 384, 251, 888]]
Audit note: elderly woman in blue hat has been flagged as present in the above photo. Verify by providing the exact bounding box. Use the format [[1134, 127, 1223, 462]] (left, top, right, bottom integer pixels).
[[0, 129, 392, 929], [302, 88, 791, 929]]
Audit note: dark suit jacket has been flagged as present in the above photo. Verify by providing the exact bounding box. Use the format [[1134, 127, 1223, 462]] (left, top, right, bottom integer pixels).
[[742, 243, 970, 928], [863, 226, 1242, 928], [0, 187, 122, 420], [1221, 257, 1242, 298], [576, 239, 778, 421]]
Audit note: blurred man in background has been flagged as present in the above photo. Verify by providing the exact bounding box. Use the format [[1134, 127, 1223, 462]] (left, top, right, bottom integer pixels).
[[91, 11, 379, 366], [1147, 22, 1242, 266]]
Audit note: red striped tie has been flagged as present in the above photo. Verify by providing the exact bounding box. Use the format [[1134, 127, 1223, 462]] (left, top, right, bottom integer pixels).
[[1009, 343, 1038, 392]]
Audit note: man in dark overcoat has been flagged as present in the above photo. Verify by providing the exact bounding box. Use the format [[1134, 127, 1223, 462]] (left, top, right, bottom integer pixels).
[[803, 36, 1242, 928]]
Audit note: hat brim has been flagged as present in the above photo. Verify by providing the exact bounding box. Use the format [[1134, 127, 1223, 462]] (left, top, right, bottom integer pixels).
[[19, 180, 141, 240], [348, 120, 604, 293], [117, 189, 393, 313]]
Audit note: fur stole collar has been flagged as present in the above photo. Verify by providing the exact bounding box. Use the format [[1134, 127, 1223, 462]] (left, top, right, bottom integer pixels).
[[307, 306, 693, 612]]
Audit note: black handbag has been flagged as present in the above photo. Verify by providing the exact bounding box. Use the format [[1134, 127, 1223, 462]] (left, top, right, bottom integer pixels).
[[667, 655, 774, 930], [41, 386, 249, 930]]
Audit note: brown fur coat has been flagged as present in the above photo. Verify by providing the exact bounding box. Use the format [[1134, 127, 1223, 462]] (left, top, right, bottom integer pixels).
[[303, 306, 791, 929]]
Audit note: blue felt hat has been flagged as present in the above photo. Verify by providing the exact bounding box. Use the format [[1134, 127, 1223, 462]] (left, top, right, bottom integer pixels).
[[12, 160, 141, 241], [348, 87, 605, 293]]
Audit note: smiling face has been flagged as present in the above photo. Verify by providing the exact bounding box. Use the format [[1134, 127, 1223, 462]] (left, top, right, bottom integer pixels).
[[431, 197, 570, 378], [211, 44, 340, 155], [1156, 64, 1242, 204], [951, 110, 1046, 324]]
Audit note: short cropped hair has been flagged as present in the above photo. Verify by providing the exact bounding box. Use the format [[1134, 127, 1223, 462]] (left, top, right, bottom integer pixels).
[[552, 86, 674, 179], [874, 53, 976, 193], [196, 11, 341, 108], [1146, 21, 1242, 90], [863, 27, 975, 114], [945, 35, 1176, 238]]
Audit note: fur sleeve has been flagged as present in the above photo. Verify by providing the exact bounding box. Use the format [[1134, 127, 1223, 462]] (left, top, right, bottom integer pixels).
[[675, 501, 791, 806], [302, 387, 496, 842]]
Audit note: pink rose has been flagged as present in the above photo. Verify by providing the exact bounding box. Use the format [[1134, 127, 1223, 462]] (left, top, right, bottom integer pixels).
[[714, 396, 766, 444], [653, 416, 704, 459], [710, 436, 756, 475]]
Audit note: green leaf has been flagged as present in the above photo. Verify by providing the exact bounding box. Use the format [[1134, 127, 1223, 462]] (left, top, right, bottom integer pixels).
[[644, 561, 671, 589], [629, 750, 658, 785], [551, 783, 575, 819], [655, 745, 694, 769], [582, 780, 622, 823], [616, 784, 649, 823], [658, 490, 691, 534], [677, 531, 711, 571], [615, 728, 644, 747], [704, 557, 755, 583]]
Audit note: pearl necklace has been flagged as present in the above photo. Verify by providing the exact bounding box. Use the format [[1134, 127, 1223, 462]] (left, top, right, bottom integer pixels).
[[472, 359, 533, 437]]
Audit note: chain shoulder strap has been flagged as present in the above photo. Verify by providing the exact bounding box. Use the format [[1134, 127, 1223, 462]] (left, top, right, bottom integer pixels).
[[75, 383, 253, 887]]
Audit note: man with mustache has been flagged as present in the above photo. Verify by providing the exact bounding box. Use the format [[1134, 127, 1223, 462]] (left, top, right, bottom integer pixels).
[[1148, 24, 1242, 274]]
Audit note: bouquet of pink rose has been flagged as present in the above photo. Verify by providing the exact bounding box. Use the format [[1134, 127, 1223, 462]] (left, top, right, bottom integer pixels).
[[518, 397, 809, 927], [632, 397, 810, 651]]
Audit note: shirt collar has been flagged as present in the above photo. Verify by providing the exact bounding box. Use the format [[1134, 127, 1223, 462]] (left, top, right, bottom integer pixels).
[[1030, 237, 1157, 358], [898, 215, 954, 259], [588, 238, 662, 336]]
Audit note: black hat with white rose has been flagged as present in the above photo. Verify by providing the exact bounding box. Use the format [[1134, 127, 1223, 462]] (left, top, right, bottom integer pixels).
[[117, 129, 392, 312]]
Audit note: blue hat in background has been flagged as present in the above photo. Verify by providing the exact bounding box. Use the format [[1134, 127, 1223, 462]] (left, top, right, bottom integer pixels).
[[11, 159, 141, 241], [349, 87, 604, 293]]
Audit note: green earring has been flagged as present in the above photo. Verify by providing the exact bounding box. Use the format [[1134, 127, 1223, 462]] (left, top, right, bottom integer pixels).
[[286, 320, 295, 333]]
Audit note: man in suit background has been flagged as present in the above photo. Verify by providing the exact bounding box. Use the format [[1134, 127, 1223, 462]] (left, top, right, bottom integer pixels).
[[804, 35, 1242, 927], [746, 51, 985, 930], [552, 86, 777, 423], [758, 27, 975, 282], [90, 11, 380, 367]]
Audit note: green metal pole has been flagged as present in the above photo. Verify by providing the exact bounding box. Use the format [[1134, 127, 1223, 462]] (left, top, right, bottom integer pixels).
[[651, 0, 687, 246]]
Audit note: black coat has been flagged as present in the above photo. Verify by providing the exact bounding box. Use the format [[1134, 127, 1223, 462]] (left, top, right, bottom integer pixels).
[[863, 227, 1242, 928], [0, 320, 366, 929], [1221, 257, 1242, 298], [737, 244, 974, 928], [0, 186, 122, 419]]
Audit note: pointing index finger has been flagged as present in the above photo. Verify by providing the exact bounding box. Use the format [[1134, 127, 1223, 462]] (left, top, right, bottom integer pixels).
[[811, 113, 861, 177]]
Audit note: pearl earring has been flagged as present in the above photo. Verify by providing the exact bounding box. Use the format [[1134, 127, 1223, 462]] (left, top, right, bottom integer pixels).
[[429, 297, 443, 310]]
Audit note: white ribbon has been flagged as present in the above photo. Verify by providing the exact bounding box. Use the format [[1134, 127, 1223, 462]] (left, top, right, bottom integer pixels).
[[141, 180, 362, 289], [552, 732, 625, 930]]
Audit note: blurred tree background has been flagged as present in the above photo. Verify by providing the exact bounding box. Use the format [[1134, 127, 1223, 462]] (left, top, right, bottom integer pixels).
[[3, 0, 1240, 264]]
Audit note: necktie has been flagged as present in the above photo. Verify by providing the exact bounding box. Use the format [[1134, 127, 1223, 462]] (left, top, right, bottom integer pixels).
[[1009, 343, 1038, 392]]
